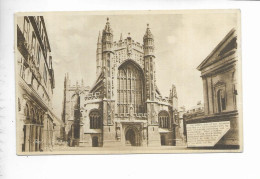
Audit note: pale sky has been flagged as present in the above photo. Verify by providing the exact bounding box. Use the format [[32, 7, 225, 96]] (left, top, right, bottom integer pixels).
[[43, 11, 238, 117]]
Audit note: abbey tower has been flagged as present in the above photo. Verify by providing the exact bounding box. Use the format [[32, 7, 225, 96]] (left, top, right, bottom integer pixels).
[[64, 18, 181, 147]]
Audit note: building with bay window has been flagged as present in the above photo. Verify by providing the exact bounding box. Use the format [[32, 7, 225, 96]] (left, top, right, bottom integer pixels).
[[16, 16, 62, 153]]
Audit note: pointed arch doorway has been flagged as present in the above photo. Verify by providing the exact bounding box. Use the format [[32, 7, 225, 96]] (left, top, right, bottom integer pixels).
[[125, 126, 141, 146]]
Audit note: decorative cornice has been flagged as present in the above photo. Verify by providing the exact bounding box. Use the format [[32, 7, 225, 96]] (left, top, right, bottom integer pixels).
[[185, 110, 238, 124], [197, 28, 236, 71]]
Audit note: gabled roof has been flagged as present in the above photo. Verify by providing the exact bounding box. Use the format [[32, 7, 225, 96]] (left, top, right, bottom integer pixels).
[[197, 28, 237, 71]]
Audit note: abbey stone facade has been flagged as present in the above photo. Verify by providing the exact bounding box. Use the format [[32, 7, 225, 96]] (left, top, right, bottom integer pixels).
[[63, 18, 182, 147]]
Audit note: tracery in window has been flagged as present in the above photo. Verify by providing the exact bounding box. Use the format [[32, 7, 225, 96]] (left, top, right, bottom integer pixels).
[[90, 110, 101, 129], [117, 61, 144, 114], [158, 111, 169, 128]]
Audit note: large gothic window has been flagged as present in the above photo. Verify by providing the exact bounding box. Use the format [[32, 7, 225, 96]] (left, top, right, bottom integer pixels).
[[158, 111, 169, 128], [117, 61, 144, 114], [90, 110, 101, 129]]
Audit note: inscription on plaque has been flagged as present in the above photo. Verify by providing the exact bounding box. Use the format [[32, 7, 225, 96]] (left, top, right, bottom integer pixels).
[[187, 121, 230, 147]]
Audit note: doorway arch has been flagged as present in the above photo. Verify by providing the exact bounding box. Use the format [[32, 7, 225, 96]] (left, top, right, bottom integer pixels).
[[92, 136, 99, 147], [125, 126, 140, 146]]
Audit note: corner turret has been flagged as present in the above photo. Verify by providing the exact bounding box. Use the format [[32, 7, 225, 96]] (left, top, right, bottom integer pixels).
[[102, 17, 113, 53], [143, 24, 156, 101], [96, 31, 102, 77], [143, 24, 155, 57], [169, 84, 178, 110], [101, 18, 114, 99]]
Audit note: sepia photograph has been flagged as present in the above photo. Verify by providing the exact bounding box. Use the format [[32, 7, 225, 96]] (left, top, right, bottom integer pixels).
[[15, 10, 242, 155]]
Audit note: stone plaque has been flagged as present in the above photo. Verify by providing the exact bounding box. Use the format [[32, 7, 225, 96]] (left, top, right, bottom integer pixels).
[[187, 121, 230, 147]]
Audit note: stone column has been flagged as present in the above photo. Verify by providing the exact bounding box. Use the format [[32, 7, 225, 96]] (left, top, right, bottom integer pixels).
[[207, 76, 214, 114], [18, 113, 26, 153], [25, 124, 31, 152], [46, 119, 50, 151], [37, 126, 40, 151], [42, 113, 49, 151], [39, 126, 43, 151], [202, 77, 209, 115], [29, 125, 34, 152], [35, 126, 38, 151], [33, 125, 36, 152]]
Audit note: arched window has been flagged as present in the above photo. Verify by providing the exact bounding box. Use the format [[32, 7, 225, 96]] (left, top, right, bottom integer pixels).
[[40, 114, 43, 125], [217, 89, 226, 112], [117, 61, 144, 114], [158, 111, 169, 128], [89, 110, 101, 129], [24, 104, 30, 121], [31, 108, 35, 124], [36, 112, 40, 124]]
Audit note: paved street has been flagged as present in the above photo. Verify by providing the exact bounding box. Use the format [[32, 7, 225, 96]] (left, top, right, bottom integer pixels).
[[52, 144, 188, 153]]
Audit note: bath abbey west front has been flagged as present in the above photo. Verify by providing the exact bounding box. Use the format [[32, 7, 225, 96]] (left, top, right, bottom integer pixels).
[[62, 18, 182, 147]]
